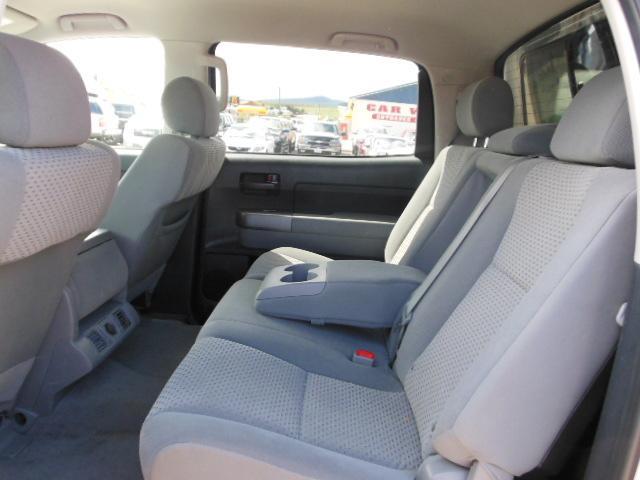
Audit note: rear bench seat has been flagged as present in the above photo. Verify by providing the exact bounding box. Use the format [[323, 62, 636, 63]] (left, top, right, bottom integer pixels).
[[197, 124, 556, 374], [190, 78, 549, 373], [200, 113, 555, 376], [140, 67, 635, 480]]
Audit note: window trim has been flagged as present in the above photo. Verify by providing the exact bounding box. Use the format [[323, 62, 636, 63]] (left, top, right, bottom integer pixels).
[[208, 42, 434, 162]]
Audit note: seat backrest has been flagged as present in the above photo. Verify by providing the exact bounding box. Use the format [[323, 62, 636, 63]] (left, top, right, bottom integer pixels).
[[0, 33, 120, 410], [395, 67, 635, 478], [385, 77, 515, 273], [102, 77, 226, 300]]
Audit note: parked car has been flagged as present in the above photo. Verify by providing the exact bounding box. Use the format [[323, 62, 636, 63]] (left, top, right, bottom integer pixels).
[[218, 111, 235, 136], [366, 135, 414, 156], [113, 103, 136, 128], [89, 94, 122, 144], [351, 126, 389, 155], [223, 124, 275, 153], [295, 121, 342, 155], [279, 118, 296, 153], [113, 103, 136, 144], [122, 112, 164, 149], [247, 116, 290, 153]]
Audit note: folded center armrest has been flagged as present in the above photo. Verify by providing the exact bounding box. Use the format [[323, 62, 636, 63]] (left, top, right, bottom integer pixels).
[[254, 260, 425, 328]]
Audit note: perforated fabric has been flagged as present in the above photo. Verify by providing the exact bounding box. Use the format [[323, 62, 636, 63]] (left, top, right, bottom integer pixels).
[[403, 161, 596, 457], [390, 148, 470, 265], [177, 137, 226, 201], [301, 374, 422, 469], [150, 337, 305, 438], [494, 162, 598, 289], [0, 141, 119, 265], [147, 337, 422, 470]]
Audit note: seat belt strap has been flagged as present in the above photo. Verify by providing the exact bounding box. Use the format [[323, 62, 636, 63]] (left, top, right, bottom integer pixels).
[[388, 163, 519, 361]]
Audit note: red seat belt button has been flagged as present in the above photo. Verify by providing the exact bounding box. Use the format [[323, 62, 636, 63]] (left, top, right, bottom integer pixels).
[[353, 349, 376, 366]]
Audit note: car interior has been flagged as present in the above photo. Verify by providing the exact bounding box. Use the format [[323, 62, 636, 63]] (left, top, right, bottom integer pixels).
[[1, 0, 640, 479]]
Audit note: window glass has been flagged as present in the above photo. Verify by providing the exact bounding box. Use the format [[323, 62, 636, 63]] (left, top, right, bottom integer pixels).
[[504, 4, 618, 126], [520, 40, 573, 124], [215, 42, 420, 156], [50, 38, 165, 149]]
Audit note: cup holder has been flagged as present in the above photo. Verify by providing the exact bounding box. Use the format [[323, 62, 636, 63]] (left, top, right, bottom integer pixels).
[[281, 263, 319, 283]]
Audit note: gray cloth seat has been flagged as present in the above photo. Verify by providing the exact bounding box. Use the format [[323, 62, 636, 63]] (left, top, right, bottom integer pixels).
[[199, 277, 397, 388], [245, 76, 518, 280], [140, 67, 636, 479], [102, 77, 226, 300], [199, 123, 556, 360], [0, 33, 120, 410], [207, 80, 555, 363]]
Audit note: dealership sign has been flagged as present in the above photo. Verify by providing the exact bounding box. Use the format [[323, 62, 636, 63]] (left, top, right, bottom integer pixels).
[[346, 98, 418, 136], [366, 102, 418, 123]]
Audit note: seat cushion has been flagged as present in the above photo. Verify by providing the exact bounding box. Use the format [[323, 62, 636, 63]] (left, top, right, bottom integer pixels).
[[141, 337, 421, 480], [200, 278, 398, 390], [245, 247, 333, 280]]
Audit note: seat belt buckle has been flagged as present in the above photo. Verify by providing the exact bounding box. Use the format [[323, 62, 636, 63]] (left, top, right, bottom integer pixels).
[[352, 349, 376, 366]]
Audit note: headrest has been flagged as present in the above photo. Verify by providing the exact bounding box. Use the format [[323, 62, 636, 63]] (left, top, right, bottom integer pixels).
[[0, 33, 90, 148], [162, 77, 220, 138], [488, 124, 556, 157], [456, 77, 514, 138], [551, 67, 633, 167]]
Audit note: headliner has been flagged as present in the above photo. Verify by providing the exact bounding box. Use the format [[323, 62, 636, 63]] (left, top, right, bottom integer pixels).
[[8, 0, 586, 75]]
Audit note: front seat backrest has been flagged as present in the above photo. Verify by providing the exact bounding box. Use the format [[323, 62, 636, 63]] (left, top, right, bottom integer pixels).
[[102, 77, 226, 300], [0, 33, 120, 410]]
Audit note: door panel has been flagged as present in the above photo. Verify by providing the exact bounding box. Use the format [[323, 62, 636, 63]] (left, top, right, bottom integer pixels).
[[202, 153, 428, 300]]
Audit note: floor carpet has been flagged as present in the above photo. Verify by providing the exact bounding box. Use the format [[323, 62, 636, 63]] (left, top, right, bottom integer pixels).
[[0, 318, 199, 480]]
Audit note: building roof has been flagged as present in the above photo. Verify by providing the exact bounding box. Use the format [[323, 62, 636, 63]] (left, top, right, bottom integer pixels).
[[351, 82, 419, 104]]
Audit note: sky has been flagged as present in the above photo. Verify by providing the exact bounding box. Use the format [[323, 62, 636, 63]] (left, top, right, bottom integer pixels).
[[217, 42, 419, 102], [50, 38, 419, 110]]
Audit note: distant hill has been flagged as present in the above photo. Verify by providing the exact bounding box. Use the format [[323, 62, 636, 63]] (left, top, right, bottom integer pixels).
[[262, 95, 347, 107]]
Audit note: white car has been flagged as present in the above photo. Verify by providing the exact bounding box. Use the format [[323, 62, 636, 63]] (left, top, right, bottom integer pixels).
[[352, 126, 389, 155], [122, 113, 164, 149], [218, 112, 235, 136], [223, 124, 275, 153], [366, 135, 414, 156], [89, 95, 121, 144]]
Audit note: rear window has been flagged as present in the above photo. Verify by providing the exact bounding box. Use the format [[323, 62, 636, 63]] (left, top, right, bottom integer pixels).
[[215, 42, 420, 157], [503, 3, 619, 126], [50, 38, 165, 150]]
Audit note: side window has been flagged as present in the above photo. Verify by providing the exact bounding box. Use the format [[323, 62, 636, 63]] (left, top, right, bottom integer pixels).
[[503, 3, 619, 126], [50, 38, 165, 150], [215, 42, 421, 157]]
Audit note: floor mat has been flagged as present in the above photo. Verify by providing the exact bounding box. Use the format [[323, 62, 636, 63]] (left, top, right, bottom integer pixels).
[[0, 318, 199, 480]]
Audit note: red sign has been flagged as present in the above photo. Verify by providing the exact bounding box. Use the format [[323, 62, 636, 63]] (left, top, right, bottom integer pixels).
[[371, 113, 417, 123], [367, 103, 418, 115], [366, 103, 417, 123]]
